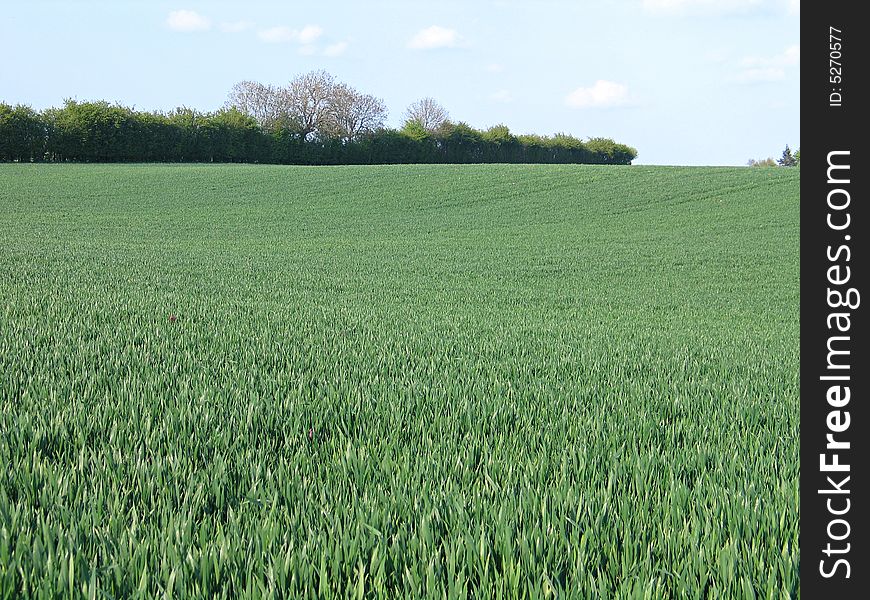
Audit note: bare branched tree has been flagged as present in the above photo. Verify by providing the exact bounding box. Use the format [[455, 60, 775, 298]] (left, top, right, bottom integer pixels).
[[326, 84, 387, 141], [225, 81, 290, 132], [227, 72, 388, 141], [286, 70, 336, 140], [403, 97, 449, 132]]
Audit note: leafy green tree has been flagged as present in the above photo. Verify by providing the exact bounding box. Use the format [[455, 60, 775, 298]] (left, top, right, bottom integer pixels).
[[400, 120, 430, 142], [778, 145, 797, 167], [482, 124, 514, 145], [437, 122, 485, 162], [43, 100, 144, 162], [0, 103, 46, 161], [587, 138, 637, 165], [203, 108, 264, 162]]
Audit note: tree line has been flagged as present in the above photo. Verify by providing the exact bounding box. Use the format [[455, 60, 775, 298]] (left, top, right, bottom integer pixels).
[[747, 145, 799, 168], [1, 70, 637, 165]]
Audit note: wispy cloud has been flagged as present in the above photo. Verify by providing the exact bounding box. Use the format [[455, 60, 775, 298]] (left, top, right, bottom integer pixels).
[[486, 63, 505, 73], [324, 41, 349, 57], [565, 80, 632, 109], [167, 9, 211, 32], [258, 24, 323, 44], [408, 26, 464, 50], [219, 21, 254, 33], [490, 90, 513, 103]]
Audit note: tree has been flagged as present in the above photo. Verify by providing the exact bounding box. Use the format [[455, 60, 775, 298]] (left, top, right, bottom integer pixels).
[[778, 144, 797, 167], [225, 81, 290, 132], [403, 97, 449, 132], [325, 84, 387, 141], [587, 137, 634, 164], [43, 100, 139, 162], [0, 103, 45, 161], [286, 70, 336, 140], [794, 148, 800, 166], [400, 120, 430, 142], [747, 157, 777, 167], [203, 108, 265, 162], [482, 124, 515, 145]]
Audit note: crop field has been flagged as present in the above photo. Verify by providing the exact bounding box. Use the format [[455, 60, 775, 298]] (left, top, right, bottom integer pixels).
[[0, 164, 799, 598]]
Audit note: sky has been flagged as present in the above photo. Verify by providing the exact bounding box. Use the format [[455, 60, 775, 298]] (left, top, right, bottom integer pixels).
[[0, 0, 800, 165]]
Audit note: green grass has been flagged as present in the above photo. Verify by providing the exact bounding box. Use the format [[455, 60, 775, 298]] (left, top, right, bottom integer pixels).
[[0, 163, 799, 598]]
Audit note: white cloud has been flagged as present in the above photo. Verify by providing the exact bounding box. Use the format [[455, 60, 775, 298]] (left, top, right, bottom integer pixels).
[[324, 41, 349, 57], [298, 25, 324, 44], [219, 21, 254, 33], [788, 0, 799, 15], [167, 9, 211, 32], [565, 80, 631, 109], [486, 63, 505, 73], [408, 26, 464, 50], [490, 90, 512, 103], [258, 24, 323, 44], [642, 0, 762, 15]]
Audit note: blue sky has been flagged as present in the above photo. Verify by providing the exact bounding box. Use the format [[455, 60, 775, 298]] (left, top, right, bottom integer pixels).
[[0, 0, 799, 165]]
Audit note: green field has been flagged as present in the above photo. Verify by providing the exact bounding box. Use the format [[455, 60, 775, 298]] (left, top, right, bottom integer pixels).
[[0, 164, 799, 598]]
